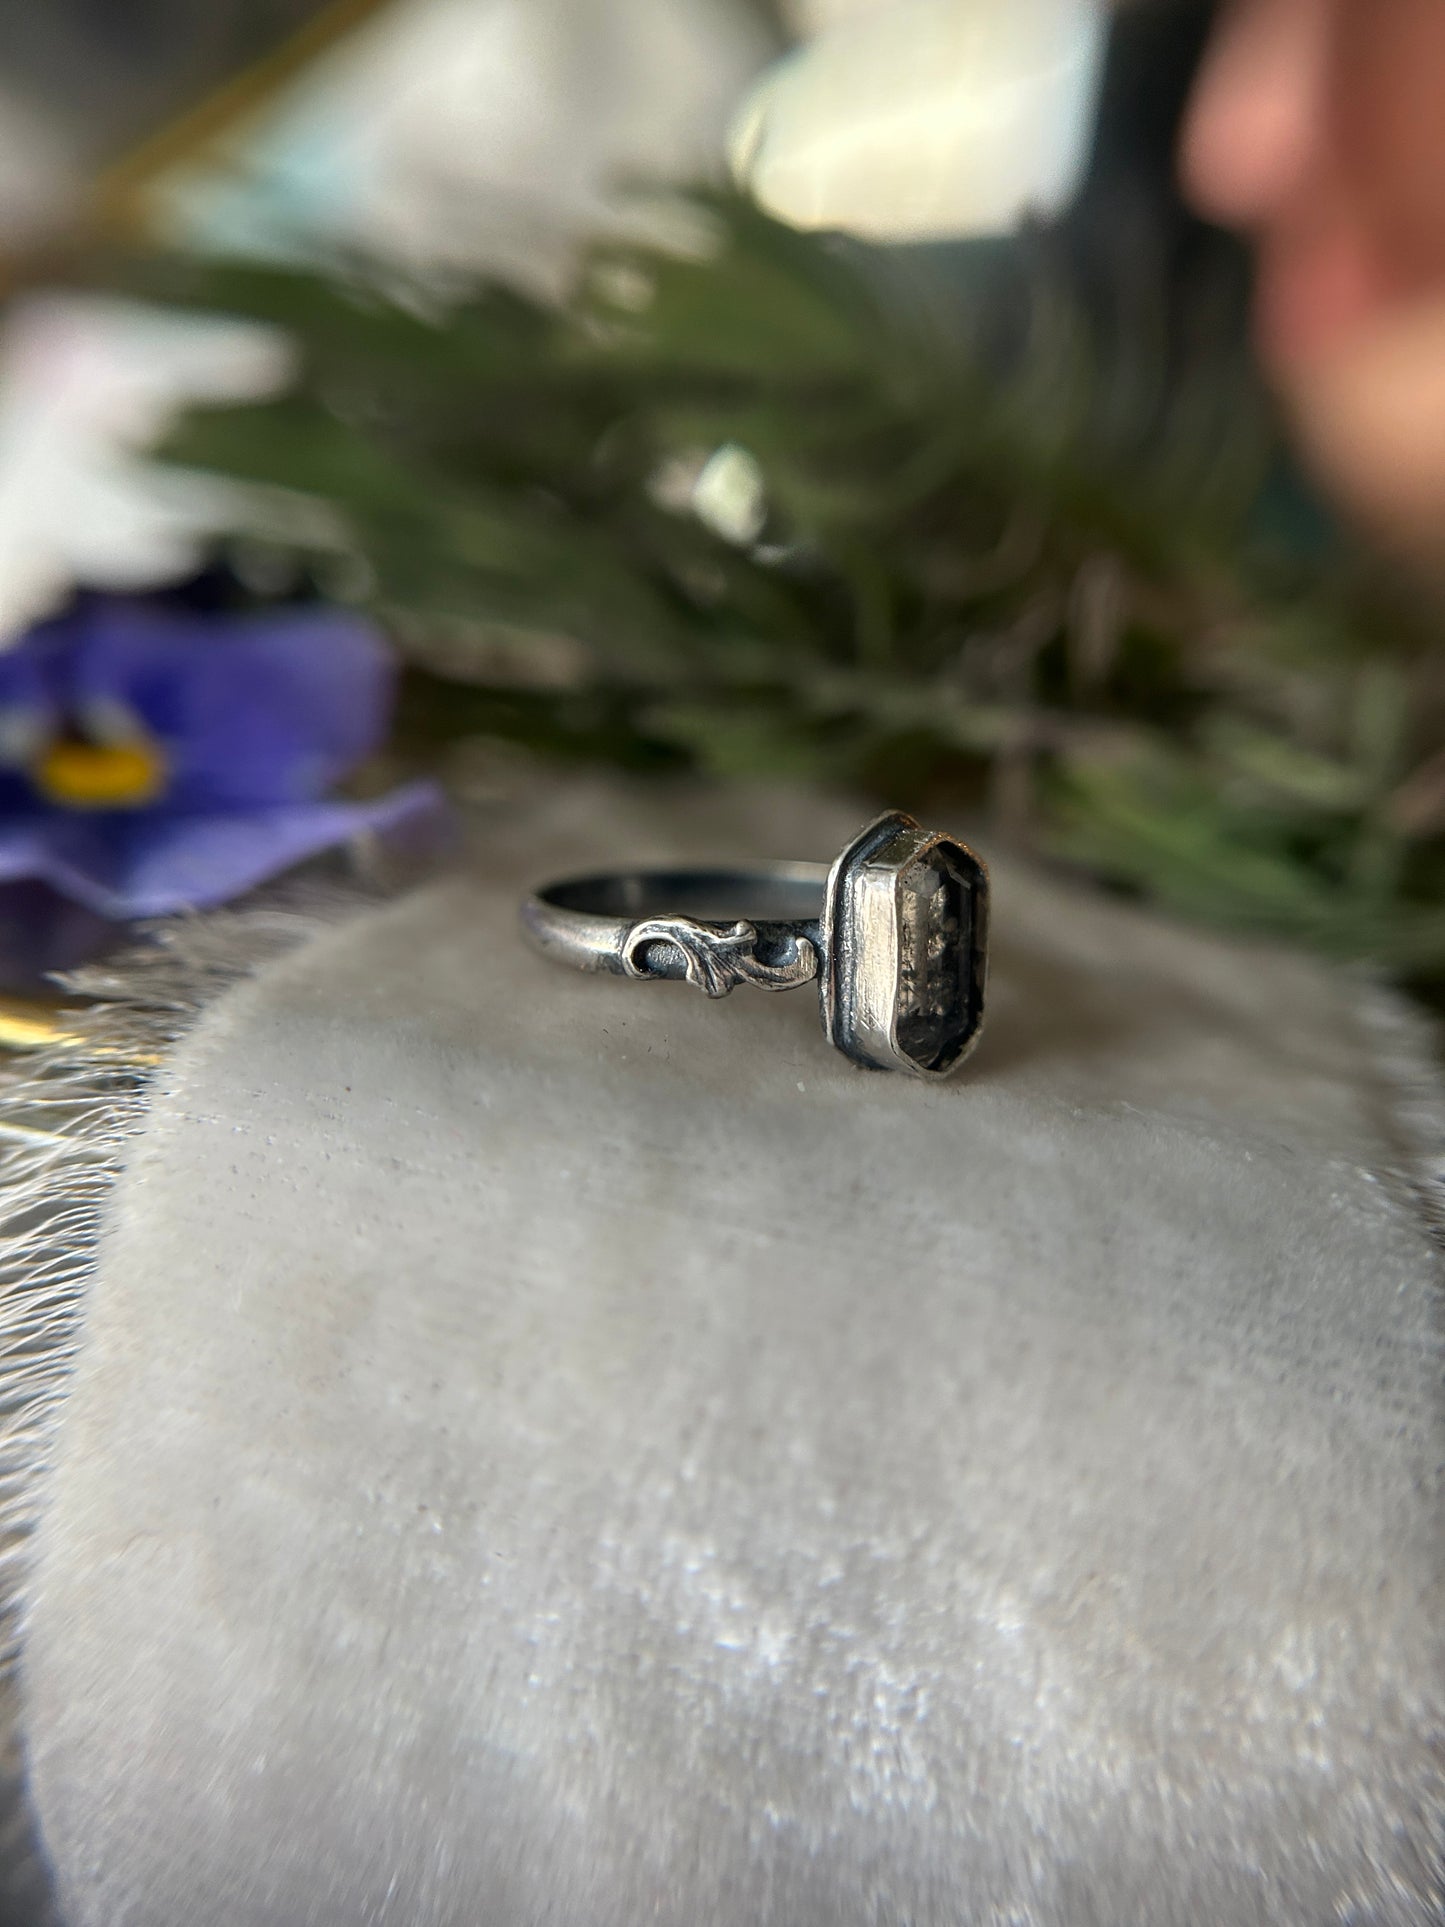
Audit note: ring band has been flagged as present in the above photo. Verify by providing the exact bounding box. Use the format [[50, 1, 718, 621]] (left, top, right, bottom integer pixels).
[[520, 811, 989, 1079]]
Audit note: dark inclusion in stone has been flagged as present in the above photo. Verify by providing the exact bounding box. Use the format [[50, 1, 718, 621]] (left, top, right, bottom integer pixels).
[[895, 848, 973, 1073]]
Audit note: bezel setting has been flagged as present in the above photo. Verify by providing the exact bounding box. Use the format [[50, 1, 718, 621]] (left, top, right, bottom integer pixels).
[[821, 811, 989, 1078]]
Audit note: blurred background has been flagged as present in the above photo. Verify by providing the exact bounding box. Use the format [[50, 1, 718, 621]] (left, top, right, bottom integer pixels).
[[0, 0, 1440, 1008]]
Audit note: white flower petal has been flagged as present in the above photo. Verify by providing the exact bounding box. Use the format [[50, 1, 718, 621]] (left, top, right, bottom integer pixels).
[[732, 0, 1107, 243], [0, 296, 291, 645], [692, 445, 768, 548]]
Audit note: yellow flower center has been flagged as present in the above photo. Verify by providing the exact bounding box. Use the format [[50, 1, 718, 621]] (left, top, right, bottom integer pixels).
[[35, 737, 168, 810]]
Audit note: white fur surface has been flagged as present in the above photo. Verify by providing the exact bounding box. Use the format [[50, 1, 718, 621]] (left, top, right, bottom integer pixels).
[[22, 786, 1445, 1925]]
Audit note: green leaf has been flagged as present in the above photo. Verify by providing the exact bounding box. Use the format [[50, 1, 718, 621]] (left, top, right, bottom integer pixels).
[[123, 189, 1444, 994]]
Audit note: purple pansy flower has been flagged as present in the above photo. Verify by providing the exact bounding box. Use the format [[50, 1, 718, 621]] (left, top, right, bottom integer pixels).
[[0, 593, 442, 981]]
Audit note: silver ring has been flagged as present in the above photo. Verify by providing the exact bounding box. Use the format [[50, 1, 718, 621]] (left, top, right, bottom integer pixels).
[[520, 811, 989, 1079]]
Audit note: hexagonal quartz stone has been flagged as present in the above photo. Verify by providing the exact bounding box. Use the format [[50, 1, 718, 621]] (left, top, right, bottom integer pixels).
[[894, 846, 971, 1073]]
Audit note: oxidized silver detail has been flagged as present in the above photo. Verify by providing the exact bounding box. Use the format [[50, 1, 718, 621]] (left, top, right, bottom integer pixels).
[[622, 918, 817, 1000], [520, 813, 988, 1077]]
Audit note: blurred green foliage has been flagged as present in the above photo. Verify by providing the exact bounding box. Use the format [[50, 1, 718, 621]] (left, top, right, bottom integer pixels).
[[141, 194, 1445, 989]]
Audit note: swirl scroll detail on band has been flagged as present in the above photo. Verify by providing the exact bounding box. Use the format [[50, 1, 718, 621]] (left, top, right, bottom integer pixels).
[[621, 918, 818, 999]]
